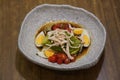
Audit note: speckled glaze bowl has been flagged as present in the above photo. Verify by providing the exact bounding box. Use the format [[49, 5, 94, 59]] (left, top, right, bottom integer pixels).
[[18, 4, 106, 71]]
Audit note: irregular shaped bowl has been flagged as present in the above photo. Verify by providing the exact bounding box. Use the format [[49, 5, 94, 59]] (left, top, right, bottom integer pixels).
[[18, 4, 106, 71]]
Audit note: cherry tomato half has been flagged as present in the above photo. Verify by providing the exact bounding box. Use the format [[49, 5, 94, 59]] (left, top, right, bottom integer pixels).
[[60, 23, 71, 32], [57, 58, 63, 64], [52, 23, 71, 32], [48, 55, 57, 63], [52, 23, 61, 30], [64, 58, 71, 64], [56, 53, 67, 60], [71, 56, 76, 62]]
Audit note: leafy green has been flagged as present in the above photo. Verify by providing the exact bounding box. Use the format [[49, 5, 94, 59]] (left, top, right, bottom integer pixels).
[[42, 36, 51, 45], [70, 36, 81, 47], [70, 48, 80, 54], [69, 36, 81, 54], [50, 46, 63, 52]]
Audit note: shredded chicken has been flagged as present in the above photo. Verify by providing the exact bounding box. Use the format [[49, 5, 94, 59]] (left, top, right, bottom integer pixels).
[[66, 39, 74, 59], [46, 27, 74, 59], [68, 23, 74, 30]]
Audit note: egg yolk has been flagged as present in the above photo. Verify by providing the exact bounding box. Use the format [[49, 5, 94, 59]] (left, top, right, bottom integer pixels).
[[44, 49, 54, 58], [73, 28, 83, 35], [83, 35, 90, 46], [35, 34, 45, 45]]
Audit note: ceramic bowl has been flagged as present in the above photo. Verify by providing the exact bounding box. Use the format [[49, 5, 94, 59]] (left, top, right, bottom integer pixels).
[[18, 4, 106, 70]]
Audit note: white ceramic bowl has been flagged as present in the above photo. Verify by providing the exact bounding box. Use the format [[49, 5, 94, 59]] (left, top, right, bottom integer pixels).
[[18, 4, 106, 70]]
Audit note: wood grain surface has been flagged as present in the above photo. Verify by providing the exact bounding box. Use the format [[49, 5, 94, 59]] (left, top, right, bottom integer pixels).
[[0, 0, 120, 80]]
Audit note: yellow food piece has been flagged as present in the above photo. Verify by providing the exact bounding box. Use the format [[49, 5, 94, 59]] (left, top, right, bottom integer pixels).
[[35, 34, 45, 46], [44, 49, 55, 58], [73, 28, 83, 35], [82, 35, 90, 46]]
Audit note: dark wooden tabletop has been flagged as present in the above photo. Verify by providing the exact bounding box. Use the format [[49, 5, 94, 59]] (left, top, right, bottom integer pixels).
[[0, 0, 120, 80]]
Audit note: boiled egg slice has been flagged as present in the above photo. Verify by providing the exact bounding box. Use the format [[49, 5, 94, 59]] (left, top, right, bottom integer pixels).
[[36, 47, 48, 58], [44, 49, 55, 58], [37, 47, 55, 58], [37, 51, 47, 58], [35, 32, 45, 47], [80, 29, 90, 47], [73, 28, 84, 35]]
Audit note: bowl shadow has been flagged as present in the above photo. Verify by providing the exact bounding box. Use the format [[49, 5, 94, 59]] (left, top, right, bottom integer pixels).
[[15, 48, 105, 80]]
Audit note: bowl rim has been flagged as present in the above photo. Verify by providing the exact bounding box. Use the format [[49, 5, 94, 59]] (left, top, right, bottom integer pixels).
[[18, 4, 106, 71]]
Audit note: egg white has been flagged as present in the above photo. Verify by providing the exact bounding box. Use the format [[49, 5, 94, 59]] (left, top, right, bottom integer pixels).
[[36, 47, 48, 58]]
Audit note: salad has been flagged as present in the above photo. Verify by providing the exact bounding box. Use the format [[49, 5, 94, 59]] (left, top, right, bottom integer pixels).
[[35, 21, 90, 64]]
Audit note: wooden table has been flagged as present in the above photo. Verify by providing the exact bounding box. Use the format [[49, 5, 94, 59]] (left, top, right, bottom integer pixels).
[[0, 0, 120, 80]]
